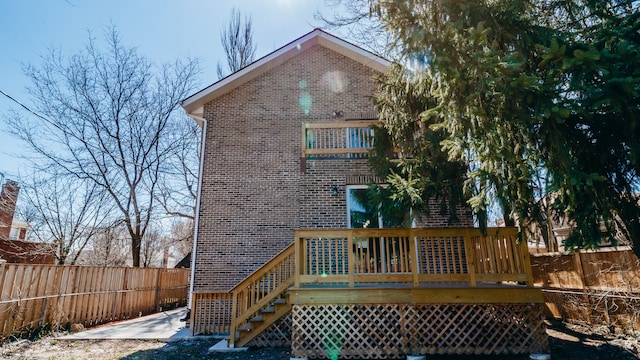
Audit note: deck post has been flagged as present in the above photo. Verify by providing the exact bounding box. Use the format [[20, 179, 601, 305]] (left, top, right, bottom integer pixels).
[[301, 124, 307, 158], [228, 290, 239, 348], [464, 228, 477, 287], [189, 293, 197, 336], [409, 228, 419, 287], [348, 229, 355, 288], [294, 231, 301, 288], [521, 237, 535, 287]]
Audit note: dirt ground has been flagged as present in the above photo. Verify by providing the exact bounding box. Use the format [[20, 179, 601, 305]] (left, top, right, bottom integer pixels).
[[1, 320, 638, 360]]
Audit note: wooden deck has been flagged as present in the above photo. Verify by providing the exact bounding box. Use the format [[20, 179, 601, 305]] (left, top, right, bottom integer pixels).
[[191, 227, 548, 357], [294, 227, 534, 288]]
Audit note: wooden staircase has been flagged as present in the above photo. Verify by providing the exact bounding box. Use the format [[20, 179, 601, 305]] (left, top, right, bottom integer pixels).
[[227, 243, 295, 348], [233, 292, 292, 346]]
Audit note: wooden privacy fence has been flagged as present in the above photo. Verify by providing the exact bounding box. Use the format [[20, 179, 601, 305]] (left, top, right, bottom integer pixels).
[[530, 249, 640, 330], [0, 262, 190, 340]]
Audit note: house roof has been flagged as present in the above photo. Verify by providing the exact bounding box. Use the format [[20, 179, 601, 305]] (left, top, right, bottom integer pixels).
[[180, 29, 390, 122]]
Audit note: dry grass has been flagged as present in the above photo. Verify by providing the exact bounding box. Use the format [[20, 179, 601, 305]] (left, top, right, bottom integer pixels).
[[1, 320, 638, 360]]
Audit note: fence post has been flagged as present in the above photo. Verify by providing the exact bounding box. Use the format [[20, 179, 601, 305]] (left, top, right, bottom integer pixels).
[[573, 252, 588, 290], [0, 260, 6, 308], [572, 252, 594, 323], [155, 268, 163, 312], [0, 259, 6, 291]]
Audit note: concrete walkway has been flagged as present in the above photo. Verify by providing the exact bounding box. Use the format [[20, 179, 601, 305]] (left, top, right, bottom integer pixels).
[[59, 307, 207, 342]]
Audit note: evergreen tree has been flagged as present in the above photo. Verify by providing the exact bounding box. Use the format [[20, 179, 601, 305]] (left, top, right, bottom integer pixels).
[[371, 0, 640, 256], [371, 64, 469, 227]]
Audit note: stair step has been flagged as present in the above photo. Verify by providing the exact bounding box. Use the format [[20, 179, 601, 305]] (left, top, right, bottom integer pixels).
[[238, 323, 252, 331], [261, 306, 275, 314], [250, 314, 264, 322], [273, 298, 287, 305]]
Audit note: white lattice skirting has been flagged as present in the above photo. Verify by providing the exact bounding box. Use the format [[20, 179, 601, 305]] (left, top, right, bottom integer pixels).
[[291, 303, 549, 359]]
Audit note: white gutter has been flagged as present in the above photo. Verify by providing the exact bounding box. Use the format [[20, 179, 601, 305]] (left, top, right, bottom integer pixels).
[[187, 115, 207, 311]]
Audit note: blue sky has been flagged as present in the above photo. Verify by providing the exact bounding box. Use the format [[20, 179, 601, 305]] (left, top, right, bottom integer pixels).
[[0, 0, 331, 180]]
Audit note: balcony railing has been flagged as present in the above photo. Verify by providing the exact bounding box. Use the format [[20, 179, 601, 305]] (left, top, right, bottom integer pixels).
[[302, 121, 379, 158], [294, 227, 533, 288]]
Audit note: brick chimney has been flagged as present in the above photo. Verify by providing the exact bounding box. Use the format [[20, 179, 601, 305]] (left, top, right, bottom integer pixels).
[[0, 180, 20, 240]]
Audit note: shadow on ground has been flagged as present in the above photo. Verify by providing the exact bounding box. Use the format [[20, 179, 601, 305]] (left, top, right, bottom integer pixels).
[[119, 341, 531, 360], [119, 340, 291, 360], [546, 320, 638, 360], [116, 320, 639, 360]]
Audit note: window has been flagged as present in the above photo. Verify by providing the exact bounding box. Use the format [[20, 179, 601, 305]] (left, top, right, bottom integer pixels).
[[347, 185, 379, 228], [346, 185, 405, 228], [347, 185, 412, 274]]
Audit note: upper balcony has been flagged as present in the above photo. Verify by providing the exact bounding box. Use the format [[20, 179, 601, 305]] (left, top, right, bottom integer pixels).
[[301, 120, 379, 159]]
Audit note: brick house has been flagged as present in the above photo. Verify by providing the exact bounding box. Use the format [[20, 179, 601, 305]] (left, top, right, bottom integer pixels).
[[181, 30, 547, 358], [182, 29, 473, 292], [0, 180, 55, 264]]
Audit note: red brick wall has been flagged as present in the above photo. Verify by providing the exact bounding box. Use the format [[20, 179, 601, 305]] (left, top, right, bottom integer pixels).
[[0, 239, 56, 264], [194, 44, 472, 291], [0, 181, 19, 240]]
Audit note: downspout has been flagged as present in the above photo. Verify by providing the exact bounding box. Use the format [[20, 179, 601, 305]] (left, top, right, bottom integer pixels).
[[187, 115, 207, 313]]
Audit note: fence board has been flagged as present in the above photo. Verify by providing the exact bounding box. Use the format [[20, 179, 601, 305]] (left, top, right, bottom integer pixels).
[[0, 264, 189, 340], [531, 249, 640, 330], [531, 249, 640, 290]]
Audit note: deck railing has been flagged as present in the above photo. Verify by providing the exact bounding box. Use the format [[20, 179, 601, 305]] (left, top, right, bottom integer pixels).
[[302, 121, 379, 158], [294, 227, 533, 288], [190, 291, 233, 335], [191, 243, 295, 339], [190, 227, 534, 337]]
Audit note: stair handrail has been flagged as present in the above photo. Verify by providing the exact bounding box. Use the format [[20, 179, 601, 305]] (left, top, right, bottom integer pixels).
[[228, 242, 296, 347], [228, 241, 295, 293]]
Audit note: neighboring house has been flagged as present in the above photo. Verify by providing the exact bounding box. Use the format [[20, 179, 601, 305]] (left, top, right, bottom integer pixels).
[[0, 180, 20, 240], [523, 201, 635, 254], [174, 252, 190, 268], [8, 219, 29, 241], [0, 180, 55, 264], [181, 30, 547, 358]]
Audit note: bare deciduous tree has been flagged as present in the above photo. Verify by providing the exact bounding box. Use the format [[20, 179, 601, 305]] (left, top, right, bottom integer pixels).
[[141, 227, 164, 268], [7, 27, 199, 267], [167, 219, 194, 261], [18, 171, 110, 265], [155, 119, 200, 220], [77, 224, 129, 266], [315, 0, 394, 58], [216, 8, 257, 79]]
